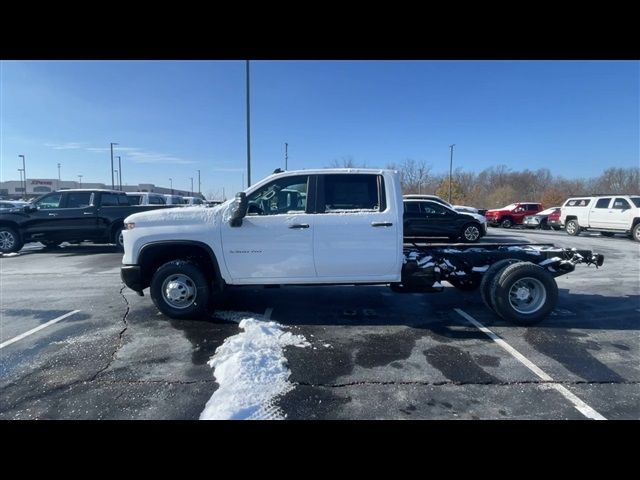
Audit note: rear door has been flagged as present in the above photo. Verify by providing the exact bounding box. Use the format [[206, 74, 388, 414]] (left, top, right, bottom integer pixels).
[[313, 173, 399, 280], [589, 197, 612, 228], [610, 197, 634, 230]]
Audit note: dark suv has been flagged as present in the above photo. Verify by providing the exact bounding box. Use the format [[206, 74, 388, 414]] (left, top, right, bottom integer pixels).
[[403, 199, 486, 242]]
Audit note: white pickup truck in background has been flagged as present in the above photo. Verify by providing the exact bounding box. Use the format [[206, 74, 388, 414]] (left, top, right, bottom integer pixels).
[[561, 195, 640, 241], [120, 168, 604, 325]]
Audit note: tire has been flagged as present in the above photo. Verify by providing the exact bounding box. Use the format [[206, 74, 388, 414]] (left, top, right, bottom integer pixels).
[[490, 262, 558, 325], [447, 276, 481, 291], [150, 260, 210, 319], [540, 220, 550, 230], [480, 259, 520, 311], [0, 226, 23, 254], [113, 226, 125, 251], [633, 223, 640, 242], [500, 218, 513, 229], [461, 223, 481, 243], [600, 232, 614, 237], [551, 226, 561, 231], [565, 219, 580, 236]]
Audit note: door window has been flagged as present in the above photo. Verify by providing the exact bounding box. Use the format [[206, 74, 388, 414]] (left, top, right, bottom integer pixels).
[[404, 202, 421, 214], [66, 192, 93, 208], [421, 201, 450, 215], [322, 174, 379, 212], [595, 198, 611, 209], [35, 193, 63, 209], [612, 198, 631, 210], [247, 175, 308, 216]]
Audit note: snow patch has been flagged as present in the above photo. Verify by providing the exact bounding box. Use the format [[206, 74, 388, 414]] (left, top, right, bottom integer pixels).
[[472, 265, 490, 272], [200, 316, 309, 420]]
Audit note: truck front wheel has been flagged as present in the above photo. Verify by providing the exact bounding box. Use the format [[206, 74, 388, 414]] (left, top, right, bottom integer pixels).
[[490, 262, 558, 325], [461, 223, 481, 242], [631, 223, 640, 242], [0, 227, 23, 254], [500, 218, 513, 228], [150, 260, 210, 319], [565, 219, 581, 236]]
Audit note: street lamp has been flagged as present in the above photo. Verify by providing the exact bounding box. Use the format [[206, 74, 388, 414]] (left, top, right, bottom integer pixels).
[[110, 142, 118, 189], [78, 174, 83, 187], [57, 163, 62, 190], [197, 169, 201, 194], [18, 169, 24, 197], [169, 178, 173, 195], [114, 170, 119, 190], [18, 155, 26, 195], [190, 177, 193, 196], [116, 156, 122, 190], [448, 144, 455, 204], [246, 60, 251, 187]]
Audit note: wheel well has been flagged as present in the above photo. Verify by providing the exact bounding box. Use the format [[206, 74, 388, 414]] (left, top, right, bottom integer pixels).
[[0, 221, 22, 237], [565, 215, 577, 222], [632, 217, 640, 229], [501, 216, 513, 223], [138, 242, 222, 291], [110, 220, 124, 238]]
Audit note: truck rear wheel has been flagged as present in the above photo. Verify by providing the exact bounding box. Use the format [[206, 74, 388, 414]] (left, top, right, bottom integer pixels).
[[480, 259, 520, 311], [565, 219, 580, 236], [113, 227, 125, 251], [633, 223, 640, 242], [0, 227, 23, 254], [490, 262, 558, 325], [150, 260, 210, 319]]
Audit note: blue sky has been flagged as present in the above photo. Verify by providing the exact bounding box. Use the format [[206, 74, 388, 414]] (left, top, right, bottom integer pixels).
[[1, 60, 638, 199]]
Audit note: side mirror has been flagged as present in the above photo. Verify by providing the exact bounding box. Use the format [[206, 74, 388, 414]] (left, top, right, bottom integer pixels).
[[25, 204, 37, 213], [228, 192, 248, 227]]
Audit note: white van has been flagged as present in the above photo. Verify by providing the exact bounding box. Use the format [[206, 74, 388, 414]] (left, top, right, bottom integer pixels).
[[560, 195, 640, 241], [126, 192, 167, 206]]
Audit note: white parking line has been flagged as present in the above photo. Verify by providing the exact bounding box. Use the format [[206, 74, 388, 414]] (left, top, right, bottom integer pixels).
[[0, 310, 81, 349], [264, 307, 273, 320], [453, 308, 606, 420]]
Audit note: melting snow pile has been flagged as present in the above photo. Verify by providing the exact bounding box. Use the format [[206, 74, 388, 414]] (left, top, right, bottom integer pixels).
[[200, 317, 309, 420]]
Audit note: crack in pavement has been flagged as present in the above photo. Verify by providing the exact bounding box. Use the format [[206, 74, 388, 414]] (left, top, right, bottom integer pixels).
[[89, 284, 130, 381], [294, 379, 640, 388]]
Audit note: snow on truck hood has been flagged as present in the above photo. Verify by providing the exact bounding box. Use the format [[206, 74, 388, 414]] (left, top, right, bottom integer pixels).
[[124, 204, 225, 226]]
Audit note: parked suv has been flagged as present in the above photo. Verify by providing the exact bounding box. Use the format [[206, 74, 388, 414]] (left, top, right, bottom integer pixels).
[[561, 195, 640, 241], [485, 203, 543, 228], [403, 198, 486, 242], [523, 207, 561, 230]]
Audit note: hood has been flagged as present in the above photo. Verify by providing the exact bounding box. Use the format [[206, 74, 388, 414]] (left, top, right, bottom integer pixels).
[[485, 209, 509, 215], [125, 204, 225, 226]]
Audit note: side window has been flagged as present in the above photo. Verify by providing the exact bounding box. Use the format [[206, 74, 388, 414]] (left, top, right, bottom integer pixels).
[[247, 175, 308, 216], [595, 198, 611, 209], [118, 194, 130, 206], [35, 193, 63, 209], [128, 195, 142, 205], [101, 193, 119, 206], [404, 202, 421, 214], [612, 198, 631, 209], [322, 174, 379, 212], [149, 195, 165, 205], [66, 192, 93, 208], [422, 201, 449, 215]]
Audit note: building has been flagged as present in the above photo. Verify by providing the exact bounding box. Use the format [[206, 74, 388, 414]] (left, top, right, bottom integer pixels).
[[0, 178, 205, 200]]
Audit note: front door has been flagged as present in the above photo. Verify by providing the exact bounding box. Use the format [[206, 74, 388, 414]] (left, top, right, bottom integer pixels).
[[610, 197, 634, 230], [220, 174, 316, 283], [23, 192, 65, 240], [589, 197, 612, 228]]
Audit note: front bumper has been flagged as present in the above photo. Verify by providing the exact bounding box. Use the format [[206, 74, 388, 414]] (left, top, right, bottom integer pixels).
[[121, 265, 143, 293]]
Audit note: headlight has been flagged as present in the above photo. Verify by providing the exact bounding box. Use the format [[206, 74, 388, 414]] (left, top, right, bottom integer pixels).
[[124, 222, 135, 230]]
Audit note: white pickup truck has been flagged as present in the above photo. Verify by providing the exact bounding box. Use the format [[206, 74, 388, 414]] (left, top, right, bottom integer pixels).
[[561, 195, 640, 241], [121, 169, 604, 325]]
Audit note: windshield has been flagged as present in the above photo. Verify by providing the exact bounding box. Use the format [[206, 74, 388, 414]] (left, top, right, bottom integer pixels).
[[500, 204, 518, 210], [631, 197, 640, 208]]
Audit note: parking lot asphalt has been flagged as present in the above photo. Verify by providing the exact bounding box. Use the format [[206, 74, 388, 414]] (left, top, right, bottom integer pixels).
[[1, 228, 638, 420]]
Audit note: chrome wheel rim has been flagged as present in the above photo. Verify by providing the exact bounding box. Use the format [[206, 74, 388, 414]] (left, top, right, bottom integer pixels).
[[464, 225, 480, 241], [635, 228, 640, 241], [0, 231, 15, 250], [508, 277, 547, 314], [566, 222, 576, 234], [118, 231, 124, 247], [502, 220, 511, 228], [161, 274, 197, 309]]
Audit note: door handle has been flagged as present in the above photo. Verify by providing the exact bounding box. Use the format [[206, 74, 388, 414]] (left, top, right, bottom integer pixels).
[[288, 224, 310, 229], [48, 213, 58, 216], [83, 212, 94, 215], [371, 222, 393, 227]]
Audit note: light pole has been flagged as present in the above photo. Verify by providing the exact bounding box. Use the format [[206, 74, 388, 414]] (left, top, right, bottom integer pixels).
[[18, 169, 24, 197], [246, 60, 251, 187], [116, 156, 122, 190], [78, 175, 83, 187], [197, 169, 201, 194], [169, 178, 173, 195], [285, 142, 288, 170], [18, 155, 26, 195], [57, 163, 62, 190], [114, 170, 119, 190], [190, 177, 193, 196], [110, 142, 118, 189], [448, 144, 455, 204]]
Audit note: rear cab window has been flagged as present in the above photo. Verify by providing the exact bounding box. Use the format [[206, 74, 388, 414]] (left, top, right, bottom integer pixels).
[[319, 174, 385, 213], [564, 198, 591, 207]]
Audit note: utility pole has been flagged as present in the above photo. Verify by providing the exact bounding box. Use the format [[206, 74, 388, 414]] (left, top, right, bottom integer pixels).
[[116, 156, 122, 190], [18, 169, 24, 197], [57, 163, 61, 190], [190, 177, 193, 196], [169, 178, 173, 195], [18, 155, 26, 195], [78, 174, 83, 187], [246, 60, 251, 187], [114, 170, 119, 189], [197, 169, 201, 194], [448, 144, 455, 204], [110, 142, 118, 190], [285, 142, 288, 170], [222, 187, 225, 201], [241, 173, 244, 192]]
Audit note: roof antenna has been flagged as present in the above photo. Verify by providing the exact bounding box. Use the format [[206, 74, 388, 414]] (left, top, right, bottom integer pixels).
[[273, 168, 283, 174]]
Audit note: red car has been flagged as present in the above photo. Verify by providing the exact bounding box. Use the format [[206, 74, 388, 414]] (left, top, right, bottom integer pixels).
[[546, 208, 562, 230], [485, 202, 543, 228]]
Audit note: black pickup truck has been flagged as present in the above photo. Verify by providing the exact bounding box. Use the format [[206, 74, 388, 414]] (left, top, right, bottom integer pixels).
[[0, 189, 172, 253]]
